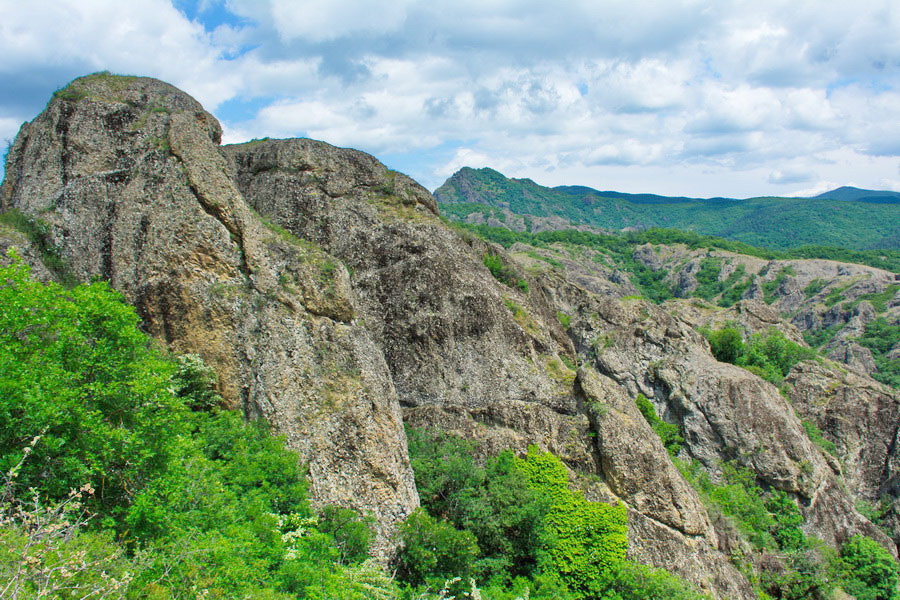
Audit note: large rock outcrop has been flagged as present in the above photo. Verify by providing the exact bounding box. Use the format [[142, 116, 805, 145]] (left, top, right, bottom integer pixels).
[[224, 138, 767, 597], [0, 73, 418, 552], [551, 277, 894, 554], [785, 361, 900, 546]]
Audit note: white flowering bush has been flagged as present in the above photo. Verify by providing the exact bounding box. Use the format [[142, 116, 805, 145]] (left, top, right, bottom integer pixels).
[[0, 438, 133, 599]]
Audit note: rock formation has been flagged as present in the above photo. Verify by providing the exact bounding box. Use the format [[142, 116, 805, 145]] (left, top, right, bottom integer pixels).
[[2, 73, 898, 598]]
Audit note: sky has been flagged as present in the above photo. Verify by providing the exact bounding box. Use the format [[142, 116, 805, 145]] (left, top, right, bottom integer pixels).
[[1, 1, 899, 198]]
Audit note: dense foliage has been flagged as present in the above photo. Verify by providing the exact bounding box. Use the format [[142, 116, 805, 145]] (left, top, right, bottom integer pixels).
[[0, 254, 393, 599], [402, 428, 548, 588], [702, 326, 818, 384], [676, 459, 899, 600], [839, 535, 900, 600], [857, 317, 900, 388], [401, 427, 709, 599], [483, 252, 529, 293], [436, 167, 900, 251]]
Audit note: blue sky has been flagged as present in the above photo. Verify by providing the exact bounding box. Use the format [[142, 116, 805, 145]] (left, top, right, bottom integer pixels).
[[1, 0, 899, 198]]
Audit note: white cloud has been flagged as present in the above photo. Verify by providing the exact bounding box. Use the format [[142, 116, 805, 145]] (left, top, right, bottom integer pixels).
[[767, 167, 814, 185], [269, 0, 415, 43], [1, 0, 898, 198], [789, 181, 844, 198], [435, 148, 499, 179], [0, 0, 242, 109], [878, 178, 900, 192]]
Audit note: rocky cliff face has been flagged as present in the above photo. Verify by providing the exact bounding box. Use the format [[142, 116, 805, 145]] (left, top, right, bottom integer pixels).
[[630, 243, 899, 379], [785, 361, 900, 546], [0, 74, 417, 553], [2, 74, 897, 598]]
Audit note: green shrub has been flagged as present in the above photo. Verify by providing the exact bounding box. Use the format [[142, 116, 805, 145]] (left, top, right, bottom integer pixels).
[[676, 458, 841, 599], [635, 394, 683, 456], [766, 490, 807, 552], [484, 252, 529, 293], [515, 447, 628, 593], [704, 326, 745, 364], [801, 420, 837, 457], [404, 428, 548, 583], [693, 257, 724, 300], [736, 329, 818, 384], [802, 323, 842, 349], [851, 284, 899, 313], [803, 278, 827, 298], [319, 506, 375, 565], [703, 462, 777, 550], [837, 535, 900, 600], [172, 353, 223, 410], [591, 561, 712, 600], [718, 274, 752, 307], [857, 317, 900, 389], [762, 268, 792, 304], [0, 252, 187, 516], [396, 508, 480, 587]]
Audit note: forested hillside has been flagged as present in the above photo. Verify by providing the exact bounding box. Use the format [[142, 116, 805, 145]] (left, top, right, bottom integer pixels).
[[435, 167, 900, 250], [452, 224, 899, 390]]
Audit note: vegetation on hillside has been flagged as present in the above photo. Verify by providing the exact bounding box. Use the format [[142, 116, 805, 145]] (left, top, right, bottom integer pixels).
[[436, 167, 900, 251], [1, 246, 897, 599], [857, 317, 900, 388], [0, 253, 391, 599], [400, 427, 710, 599], [636, 393, 899, 600], [446, 221, 900, 275], [701, 326, 818, 384]]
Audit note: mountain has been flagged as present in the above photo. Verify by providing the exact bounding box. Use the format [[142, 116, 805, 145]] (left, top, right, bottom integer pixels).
[[1, 73, 898, 599], [435, 167, 900, 250], [813, 185, 900, 203]]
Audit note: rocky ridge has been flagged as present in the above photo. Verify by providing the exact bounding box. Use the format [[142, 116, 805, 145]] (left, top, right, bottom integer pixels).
[[1, 74, 898, 598], [630, 243, 899, 379]]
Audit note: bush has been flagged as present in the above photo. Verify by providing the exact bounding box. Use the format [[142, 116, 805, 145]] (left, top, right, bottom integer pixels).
[[0, 253, 384, 599], [702, 325, 817, 385], [635, 394, 683, 456], [591, 561, 712, 600], [0, 252, 187, 517], [405, 428, 548, 583], [515, 447, 628, 593], [395, 508, 479, 587], [838, 535, 900, 600], [738, 329, 817, 384], [319, 505, 375, 565], [704, 326, 744, 364], [857, 317, 900, 389], [483, 252, 529, 293]]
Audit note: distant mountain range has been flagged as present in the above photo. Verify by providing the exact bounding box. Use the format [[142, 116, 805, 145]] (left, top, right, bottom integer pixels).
[[811, 186, 900, 203], [434, 168, 900, 250]]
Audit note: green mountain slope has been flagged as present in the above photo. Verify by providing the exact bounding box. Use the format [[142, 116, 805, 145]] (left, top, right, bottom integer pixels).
[[813, 186, 900, 203], [435, 168, 900, 250]]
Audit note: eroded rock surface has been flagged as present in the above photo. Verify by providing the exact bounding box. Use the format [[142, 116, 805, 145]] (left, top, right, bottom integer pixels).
[[0, 74, 417, 553], [785, 361, 900, 545]]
